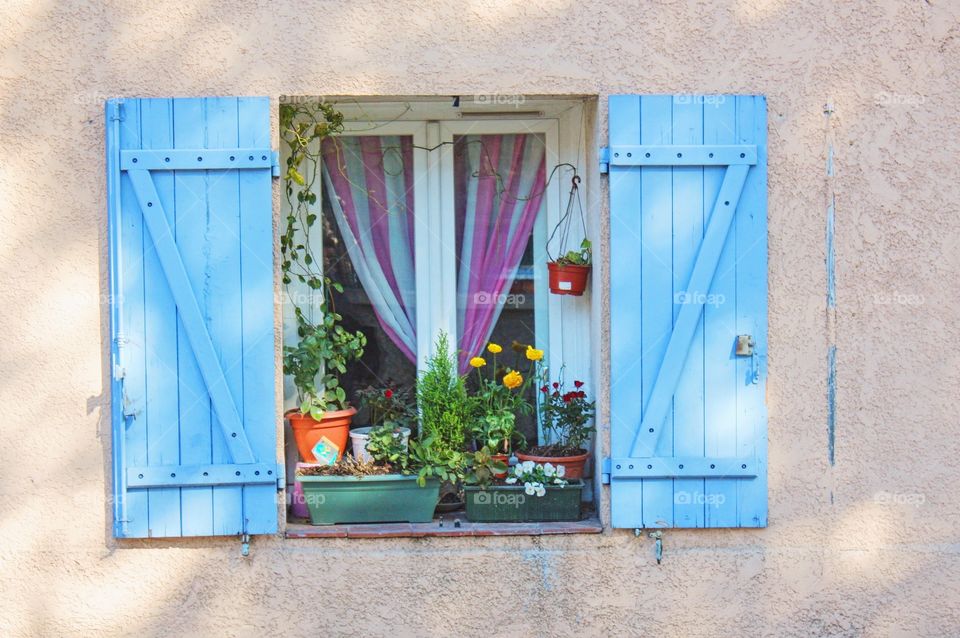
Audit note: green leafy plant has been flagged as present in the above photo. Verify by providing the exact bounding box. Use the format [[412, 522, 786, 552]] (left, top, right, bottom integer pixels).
[[537, 372, 596, 455], [279, 100, 365, 417], [554, 238, 592, 266], [464, 445, 509, 488], [364, 423, 409, 470], [407, 436, 467, 487]]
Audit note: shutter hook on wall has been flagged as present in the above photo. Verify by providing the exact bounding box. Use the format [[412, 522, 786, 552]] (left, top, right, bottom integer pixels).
[[635, 528, 664, 564]]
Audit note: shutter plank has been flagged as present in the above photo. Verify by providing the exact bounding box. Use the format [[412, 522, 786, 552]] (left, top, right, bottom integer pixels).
[[141, 98, 183, 537], [609, 95, 645, 528], [639, 96, 675, 528], [671, 98, 706, 528], [703, 97, 741, 527], [239, 97, 279, 535], [206, 97, 245, 536], [735, 96, 768, 527], [117, 99, 149, 538], [174, 97, 215, 537]]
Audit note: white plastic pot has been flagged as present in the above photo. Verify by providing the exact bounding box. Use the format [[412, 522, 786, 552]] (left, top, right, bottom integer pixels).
[[349, 426, 411, 462]]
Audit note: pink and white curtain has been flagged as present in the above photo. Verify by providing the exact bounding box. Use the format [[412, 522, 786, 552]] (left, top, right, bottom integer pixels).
[[321, 133, 546, 371], [321, 136, 417, 363], [455, 134, 546, 371]]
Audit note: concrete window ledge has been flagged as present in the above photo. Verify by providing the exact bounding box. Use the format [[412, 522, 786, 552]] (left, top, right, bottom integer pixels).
[[285, 516, 603, 539]]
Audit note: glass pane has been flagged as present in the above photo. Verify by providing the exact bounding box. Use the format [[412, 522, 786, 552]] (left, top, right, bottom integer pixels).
[[320, 135, 417, 414], [453, 133, 547, 442]]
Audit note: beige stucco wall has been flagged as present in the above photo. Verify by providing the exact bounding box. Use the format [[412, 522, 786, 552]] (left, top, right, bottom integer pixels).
[[2, 1, 959, 636]]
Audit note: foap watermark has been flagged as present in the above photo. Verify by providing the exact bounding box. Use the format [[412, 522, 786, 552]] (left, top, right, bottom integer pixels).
[[473, 291, 525, 308], [473, 94, 527, 108], [874, 92, 926, 108], [674, 291, 726, 308], [874, 491, 925, 507], [873, 291, 924, 307], [674, 95, 727, 107], [473, 490, 526, 508], [674, 491, 726, 507]]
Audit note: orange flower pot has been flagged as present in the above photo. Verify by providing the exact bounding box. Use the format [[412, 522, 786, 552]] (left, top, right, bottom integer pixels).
[[515, 450, 589, 479], [491, 454, 510, 479], [287, 407, 356, 463], [547, 262, 590, 296]]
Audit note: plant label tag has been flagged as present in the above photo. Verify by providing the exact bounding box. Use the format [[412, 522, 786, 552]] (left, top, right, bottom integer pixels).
[[312, 436, 340, 466], [558, 281, 572, 290]]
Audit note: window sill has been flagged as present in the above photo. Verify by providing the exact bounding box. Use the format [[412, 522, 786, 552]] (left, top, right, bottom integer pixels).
[[285, 515, 603, 539]]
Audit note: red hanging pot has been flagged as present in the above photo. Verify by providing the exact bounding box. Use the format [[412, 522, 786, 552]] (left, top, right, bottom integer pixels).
[[548, 262, 590, 296]]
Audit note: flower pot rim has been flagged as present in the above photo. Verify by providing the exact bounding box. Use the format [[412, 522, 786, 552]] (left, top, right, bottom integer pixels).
[[296, 473, 434, 484], [515, 450, 590, 462], [286, 406, 357, 419], [464, 480, 583, 491], [349, 425, 412, 436], [547, 261, 591, 271]]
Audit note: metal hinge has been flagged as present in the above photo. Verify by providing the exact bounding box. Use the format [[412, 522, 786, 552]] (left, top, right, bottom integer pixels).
[[599, 146, 610, 174], [107, 100, 124, 122], [271, 151, 281, 178], [276, 462, 286, 490], [601, 457, 611, 484]]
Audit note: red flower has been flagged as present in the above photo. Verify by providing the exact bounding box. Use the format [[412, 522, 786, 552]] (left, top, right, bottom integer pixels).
[[574, 380, 584, 388], [384, 389, 394, 399], [540, 385, 549, 393], [552, 382, 560, 389], [578, 391, 587, 399]]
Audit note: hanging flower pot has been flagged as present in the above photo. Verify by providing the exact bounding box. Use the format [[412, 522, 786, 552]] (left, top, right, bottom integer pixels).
[[547, 261, 590, 296], [545, 174, 592, 296]]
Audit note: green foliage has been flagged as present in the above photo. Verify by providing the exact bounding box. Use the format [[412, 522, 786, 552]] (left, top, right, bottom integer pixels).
[[279, 101, 365, 415], [356, 385, 416, 431], [464, 445, 509, 488], [554, 238, 592, 266], [364, 423, 410, 470], [413, 332, 475, 483], [408, 436, 467, 487]]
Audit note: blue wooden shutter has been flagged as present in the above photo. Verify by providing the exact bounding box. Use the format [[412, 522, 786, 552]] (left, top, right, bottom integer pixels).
[[607, 95, 768, 528], [106, 97, 279, 538]]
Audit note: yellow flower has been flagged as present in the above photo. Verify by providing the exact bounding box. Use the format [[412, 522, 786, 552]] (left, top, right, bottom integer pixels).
[[469, 356, 487, 368], [487, 343, 503, 354], [525, 346, 544, 362], [502, 370, 523, 390]]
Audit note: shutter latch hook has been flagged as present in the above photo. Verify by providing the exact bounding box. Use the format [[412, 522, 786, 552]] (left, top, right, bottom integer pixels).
[[649, 530, 664, 564]]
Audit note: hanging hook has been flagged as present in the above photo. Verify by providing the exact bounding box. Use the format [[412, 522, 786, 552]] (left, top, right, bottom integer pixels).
[[571, 174, 581, 188]]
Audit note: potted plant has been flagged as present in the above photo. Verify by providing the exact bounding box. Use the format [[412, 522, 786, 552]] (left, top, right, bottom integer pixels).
[[416, 332, 474, 510], [280, 100, 366, 464], [546, 174, 591, 296], [296, 454, 440, 526], [547, 238, 592, 296], [350, 385, 416, 462], [516, 374, 595, 479], [467, 341, 533, 477], [464, 460, 582, 522]]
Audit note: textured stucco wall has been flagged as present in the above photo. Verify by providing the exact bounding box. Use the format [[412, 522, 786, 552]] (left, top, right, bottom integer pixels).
[[1, 1, 959, 636]]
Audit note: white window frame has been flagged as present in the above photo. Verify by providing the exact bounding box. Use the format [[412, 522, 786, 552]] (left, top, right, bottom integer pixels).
[[285, 98, 592, 446]]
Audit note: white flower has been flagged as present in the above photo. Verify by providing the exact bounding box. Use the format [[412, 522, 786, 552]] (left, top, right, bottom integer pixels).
[[543, 462, 555, 476], [514, 464, 525, 476], [535, 485, 546, 497], [524, 482, 536, 496], [505, 477, 517, 484], [522, 460, 535, 473], [555, 465, 566, 478]]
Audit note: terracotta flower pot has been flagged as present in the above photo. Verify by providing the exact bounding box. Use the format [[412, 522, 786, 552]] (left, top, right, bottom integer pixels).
[[287, 407, 356, 463], [515, 450, 589, 479], [547, 262, 590, 296], [491, 454, 510, 479]]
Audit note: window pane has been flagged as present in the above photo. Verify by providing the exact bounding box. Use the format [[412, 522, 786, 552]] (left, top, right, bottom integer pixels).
[[454, 133, 547, 442], [320, 135, 417, 407]]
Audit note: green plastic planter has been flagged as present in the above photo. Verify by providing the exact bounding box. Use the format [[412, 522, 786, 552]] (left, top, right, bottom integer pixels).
[[464, 481, 583, 522], [296, 474, 440, 525]]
